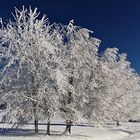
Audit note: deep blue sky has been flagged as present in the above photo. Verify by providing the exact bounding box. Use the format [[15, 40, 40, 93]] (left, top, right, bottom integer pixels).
[[0, 0, 140, 73]]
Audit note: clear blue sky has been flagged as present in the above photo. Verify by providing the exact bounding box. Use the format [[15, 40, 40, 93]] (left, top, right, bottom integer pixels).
[[0, 0, 140, 73]]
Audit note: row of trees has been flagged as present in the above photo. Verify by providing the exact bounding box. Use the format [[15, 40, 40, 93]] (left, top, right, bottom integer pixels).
[[0, 7, 140, 135]]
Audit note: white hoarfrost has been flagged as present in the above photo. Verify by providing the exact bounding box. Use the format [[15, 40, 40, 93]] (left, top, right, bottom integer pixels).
[[0, 6, 140, 137]]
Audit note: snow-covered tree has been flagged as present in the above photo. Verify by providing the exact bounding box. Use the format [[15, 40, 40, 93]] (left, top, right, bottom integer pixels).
[[81, 47, 140, 126], [96, 48, 140, 125], [0, 6, 61, 134], [0, 6, 140, 136], [55, 20, 101, 133]]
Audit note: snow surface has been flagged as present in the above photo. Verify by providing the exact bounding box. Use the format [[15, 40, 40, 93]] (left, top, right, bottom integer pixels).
[[1, 122, 140, 140]]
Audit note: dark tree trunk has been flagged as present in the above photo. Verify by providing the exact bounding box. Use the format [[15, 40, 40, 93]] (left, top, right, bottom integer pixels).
[[116, 121, 120, 127], [65, 121, 69, 133], [33, 102, 38, 134], [31, 74, 38, 134], [65, 92, 72, 134], [34, 119, 38, 133], [65, 120, 72, 134], [64, 76, 73, 134], [46, 121, 50, 135], [68, 122, 71, 134]]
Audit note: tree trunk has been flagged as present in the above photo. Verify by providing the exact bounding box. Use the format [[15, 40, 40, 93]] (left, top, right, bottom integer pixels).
[[68, 122, 71, 134], [33, 104, 38, 134], [31, 74, 38, 134], [46, 121, 50, 135], [64, 76, 73, 134], [34, 119, 38, 133], [65, 121, 69, 133], [116, 121, 120, 127], [65, 120, 72, 134]]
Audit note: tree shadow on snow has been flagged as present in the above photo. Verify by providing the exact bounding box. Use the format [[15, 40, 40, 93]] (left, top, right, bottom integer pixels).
[[112, 128, 134, 135], [0, 128, 92, 138], [0, 128, 46, 137], [50, 131, 92, 138]]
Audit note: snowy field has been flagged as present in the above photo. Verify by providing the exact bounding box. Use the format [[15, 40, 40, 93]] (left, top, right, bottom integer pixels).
[[1, 122, 140, 140]]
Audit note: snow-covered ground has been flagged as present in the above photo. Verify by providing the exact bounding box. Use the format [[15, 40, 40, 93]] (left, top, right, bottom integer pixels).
[[0, 122, 140, 140]]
